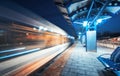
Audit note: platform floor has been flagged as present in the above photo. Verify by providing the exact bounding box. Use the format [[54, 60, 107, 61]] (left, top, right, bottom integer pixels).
[[61, 42, 116, 76], [42, 41, 116, 76]]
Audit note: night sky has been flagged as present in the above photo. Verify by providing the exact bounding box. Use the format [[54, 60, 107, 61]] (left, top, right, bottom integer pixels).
[[1, 0, 120, 37], [11, 0, 77, 37], [98, 13, 120, 33]]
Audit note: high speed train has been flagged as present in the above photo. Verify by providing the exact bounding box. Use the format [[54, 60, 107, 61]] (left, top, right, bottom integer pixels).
[[0, 2, 74, 76]]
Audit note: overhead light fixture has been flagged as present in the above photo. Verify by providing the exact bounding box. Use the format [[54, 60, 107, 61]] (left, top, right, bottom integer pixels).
[[109, 3, 112, 6], [114, 3, 118, 6], [78, 32, 81, 35], [80, 9, 82, 11], [97, 19, 102, 24], [96, 16, 111, 25], [83, 21, 88, 27]]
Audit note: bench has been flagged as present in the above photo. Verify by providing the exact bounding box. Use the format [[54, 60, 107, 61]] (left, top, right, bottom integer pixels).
[[97, 47, 120, 76]]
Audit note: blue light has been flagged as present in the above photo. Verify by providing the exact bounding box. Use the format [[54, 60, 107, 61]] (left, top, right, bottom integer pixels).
[[0, 47, 26, 53], [95, 16, 112, 25], [0, 48, 40, 59], [83, 21, 88, 27], [97, 19, 102, 24]]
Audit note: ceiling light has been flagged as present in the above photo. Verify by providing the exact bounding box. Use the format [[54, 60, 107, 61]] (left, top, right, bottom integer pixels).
[[114, 3, 118, 6], [109, 3, 112, 6], [80, 9, 82, 11], [97, 19, 102, 24], [83, 21, 88, 27]]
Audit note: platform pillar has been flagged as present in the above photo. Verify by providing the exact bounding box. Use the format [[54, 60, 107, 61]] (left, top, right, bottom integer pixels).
[[86, 30, 97, 52]]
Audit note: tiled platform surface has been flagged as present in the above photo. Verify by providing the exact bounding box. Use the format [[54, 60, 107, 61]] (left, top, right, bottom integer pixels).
[[61, 42, 116, 76]]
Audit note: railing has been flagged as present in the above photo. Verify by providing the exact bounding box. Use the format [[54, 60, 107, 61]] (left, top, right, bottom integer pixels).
[[97, 38, 120, 49]]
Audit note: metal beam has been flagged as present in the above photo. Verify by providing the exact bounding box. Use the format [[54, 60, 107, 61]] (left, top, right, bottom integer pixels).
[[86, 0, 95, 20], [89, 0, 111, 27]]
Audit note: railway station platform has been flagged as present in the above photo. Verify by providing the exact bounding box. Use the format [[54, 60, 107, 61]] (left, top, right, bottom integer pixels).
[[0, 1, 120, 76], [40, 41, 116, 76]]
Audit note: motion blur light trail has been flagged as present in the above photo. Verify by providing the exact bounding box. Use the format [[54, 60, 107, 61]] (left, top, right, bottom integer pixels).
[[0, 47, 26, 53], [0, 48, 40, 59]]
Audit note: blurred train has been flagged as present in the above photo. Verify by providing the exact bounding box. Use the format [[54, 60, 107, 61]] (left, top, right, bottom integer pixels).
[[0, 3, 75, 64], [0, 16, 75, 75], [0, 2, 75, 76], [0, 17, 74, 50]]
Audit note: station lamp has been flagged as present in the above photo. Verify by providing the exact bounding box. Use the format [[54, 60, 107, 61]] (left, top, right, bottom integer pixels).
[[83, 21, 88, 27], [96, 19, 102, 24]]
